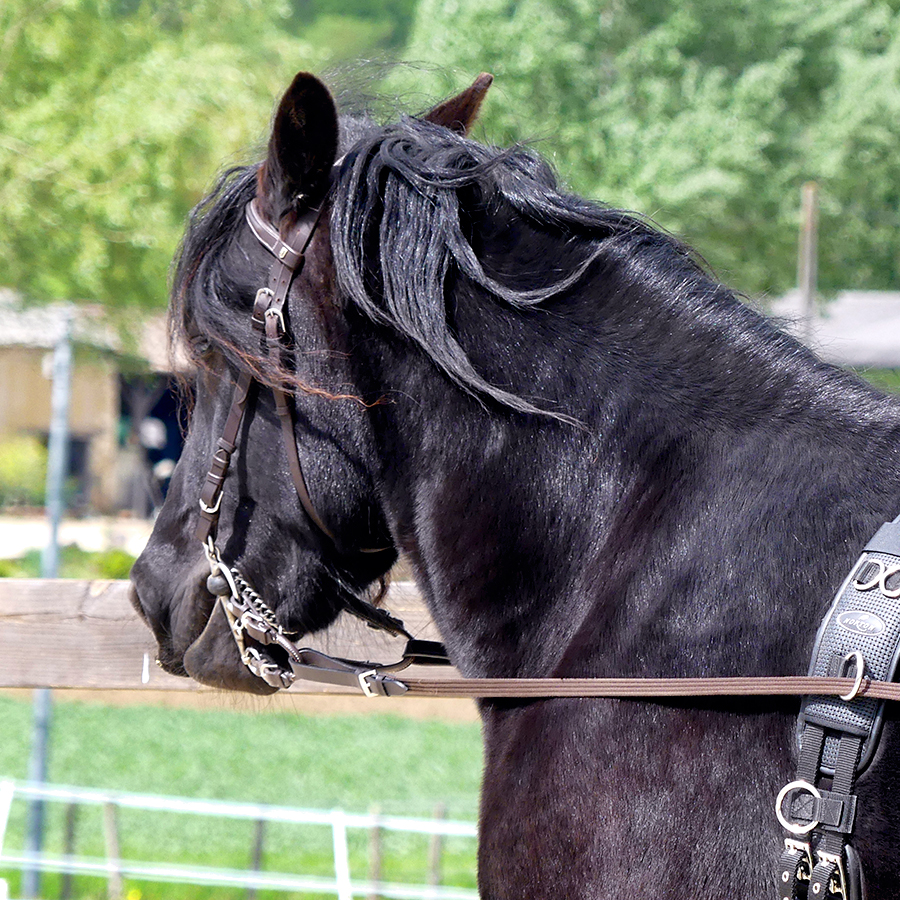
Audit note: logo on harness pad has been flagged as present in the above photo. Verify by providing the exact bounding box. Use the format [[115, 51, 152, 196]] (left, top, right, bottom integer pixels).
[[837, 610, 886, 636]]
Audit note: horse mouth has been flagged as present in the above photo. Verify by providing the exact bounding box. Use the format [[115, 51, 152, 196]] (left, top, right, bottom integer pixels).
[[130, 550, 288, 696], [180, 585, 281, 695]]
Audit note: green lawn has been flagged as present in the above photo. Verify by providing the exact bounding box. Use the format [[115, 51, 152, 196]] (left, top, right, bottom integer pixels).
[[0, 695, 483, 899]]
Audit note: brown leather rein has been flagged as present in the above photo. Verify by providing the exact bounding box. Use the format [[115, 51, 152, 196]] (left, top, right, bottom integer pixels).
[[191, 191, 900, 709]]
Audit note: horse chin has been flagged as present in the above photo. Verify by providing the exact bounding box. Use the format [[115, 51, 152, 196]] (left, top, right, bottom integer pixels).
[[182, 601, 280, 695]]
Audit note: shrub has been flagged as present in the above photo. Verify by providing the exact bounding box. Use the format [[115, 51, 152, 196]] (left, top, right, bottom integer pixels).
[[0, 433, 47, 507], [0, 545, 137, 579], [96, 547, 136, 579]]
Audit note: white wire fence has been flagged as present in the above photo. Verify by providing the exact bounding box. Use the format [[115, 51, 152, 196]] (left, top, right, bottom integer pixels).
[[0, 781, 479, 900]]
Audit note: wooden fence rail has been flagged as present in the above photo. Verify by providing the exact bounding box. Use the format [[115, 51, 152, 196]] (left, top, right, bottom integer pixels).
[[0, 579, 455, 693]]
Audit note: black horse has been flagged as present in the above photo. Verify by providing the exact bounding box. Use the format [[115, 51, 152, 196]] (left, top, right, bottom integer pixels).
[[131, 72, 900, 897]]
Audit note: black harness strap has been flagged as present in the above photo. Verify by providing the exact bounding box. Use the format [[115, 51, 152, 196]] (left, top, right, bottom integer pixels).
[[775, 517, 900, 900]]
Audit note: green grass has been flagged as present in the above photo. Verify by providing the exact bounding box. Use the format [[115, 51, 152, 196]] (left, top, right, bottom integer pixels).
[[0, 696, 482, 899], [0, 544, 136, 579]]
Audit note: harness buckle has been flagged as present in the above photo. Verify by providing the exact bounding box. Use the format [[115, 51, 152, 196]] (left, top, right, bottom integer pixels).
[[784, 839, 813, 881], [252, 287, 274, 329], [357, 668, 380, 698], [265, 305, 286, 337], [199, 494, 223, 516], [816, 850, 847, 898]]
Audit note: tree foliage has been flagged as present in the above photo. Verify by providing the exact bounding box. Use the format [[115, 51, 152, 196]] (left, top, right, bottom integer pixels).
[[0, 0, 366, 312], [0, 0, 326, 310], [398, 0, 900, 297]]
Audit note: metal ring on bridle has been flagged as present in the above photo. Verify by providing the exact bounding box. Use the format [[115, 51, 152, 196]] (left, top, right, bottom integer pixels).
[[776, 780, 821, 835]]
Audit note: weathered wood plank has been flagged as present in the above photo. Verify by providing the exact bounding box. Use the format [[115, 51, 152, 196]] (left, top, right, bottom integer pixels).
[[0, 578, 450, 693]]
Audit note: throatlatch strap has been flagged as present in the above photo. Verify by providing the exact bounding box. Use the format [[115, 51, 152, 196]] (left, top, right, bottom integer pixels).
[[265, 310, 340, 545]]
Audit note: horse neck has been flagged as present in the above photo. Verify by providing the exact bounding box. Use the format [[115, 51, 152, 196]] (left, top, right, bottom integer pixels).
[[362, 237, 900, 681]]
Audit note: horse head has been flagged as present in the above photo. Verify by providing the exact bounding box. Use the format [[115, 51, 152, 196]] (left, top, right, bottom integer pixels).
[[130, 72, 492, 693]]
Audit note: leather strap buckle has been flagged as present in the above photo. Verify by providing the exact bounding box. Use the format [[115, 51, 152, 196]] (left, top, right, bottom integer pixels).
[[357, 669, 380, 698], [811, 850, 846, 899], [252, 287, 274, 329]]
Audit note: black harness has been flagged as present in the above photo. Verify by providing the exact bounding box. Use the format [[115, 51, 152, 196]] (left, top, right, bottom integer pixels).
[[777, 519, 900, 899]]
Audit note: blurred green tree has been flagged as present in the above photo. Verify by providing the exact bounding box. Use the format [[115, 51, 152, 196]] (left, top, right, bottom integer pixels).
[[397, 0, 900, 297], [0, 0, 327, 311], [0, 0, 407, 314]]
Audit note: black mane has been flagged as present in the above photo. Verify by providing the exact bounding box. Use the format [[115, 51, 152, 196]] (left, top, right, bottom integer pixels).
[[170, 165, 260, 371], [330, 116, 711, 420], [174, 116, 741, 419]]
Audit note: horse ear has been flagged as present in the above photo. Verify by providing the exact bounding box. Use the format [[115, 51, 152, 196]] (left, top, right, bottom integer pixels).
[[258, 72, 339, 221], [423, 73, 494, 135]]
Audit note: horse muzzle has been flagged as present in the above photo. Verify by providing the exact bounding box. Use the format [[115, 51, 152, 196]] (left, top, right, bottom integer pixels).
[[130, 557, 276, 694]]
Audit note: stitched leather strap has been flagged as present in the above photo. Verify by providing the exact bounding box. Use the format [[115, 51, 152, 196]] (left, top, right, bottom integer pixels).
[[389, 674, 900, 700], [195, 370, 255, 544]]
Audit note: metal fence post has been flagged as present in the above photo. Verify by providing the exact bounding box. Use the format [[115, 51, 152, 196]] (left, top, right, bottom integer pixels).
[[428, 803, 447, 896], [24, 308, 73, 899], [61, 801, 79, 900], [247, 817, 266, 900], [102, 802, 123, 900]]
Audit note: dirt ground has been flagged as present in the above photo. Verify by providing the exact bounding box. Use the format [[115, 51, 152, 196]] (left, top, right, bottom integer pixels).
[[0, 513, 154, 559]]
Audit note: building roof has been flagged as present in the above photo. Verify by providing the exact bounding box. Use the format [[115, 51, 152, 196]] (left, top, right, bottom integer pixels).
[[0, 288, 186, 373], [765, 290, 900, 369], [0, 288, 116, 351]]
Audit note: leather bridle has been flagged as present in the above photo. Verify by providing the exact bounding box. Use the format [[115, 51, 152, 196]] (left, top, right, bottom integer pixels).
[[196, 195, 344, 550], [194, 186, 407, 686]]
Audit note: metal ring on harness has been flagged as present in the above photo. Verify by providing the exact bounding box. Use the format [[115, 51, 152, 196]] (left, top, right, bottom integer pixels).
[[840, 651, 866, 702], [776, 780, 822, 835]]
